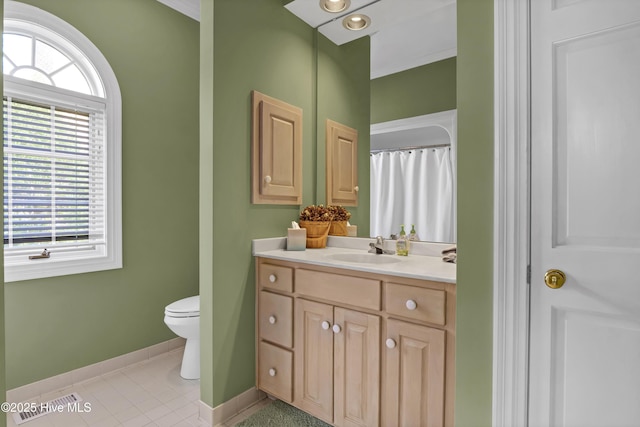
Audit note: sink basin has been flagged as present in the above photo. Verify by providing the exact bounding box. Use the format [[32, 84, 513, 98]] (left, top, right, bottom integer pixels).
[[326, 252, 401, 265]]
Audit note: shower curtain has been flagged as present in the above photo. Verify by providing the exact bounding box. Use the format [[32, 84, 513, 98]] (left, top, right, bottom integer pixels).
[[370, 147, 455, 242]]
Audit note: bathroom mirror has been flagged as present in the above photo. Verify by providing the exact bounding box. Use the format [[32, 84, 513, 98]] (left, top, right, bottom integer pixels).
[[370, 110, 457, 243], [314, 0, 457, 243]]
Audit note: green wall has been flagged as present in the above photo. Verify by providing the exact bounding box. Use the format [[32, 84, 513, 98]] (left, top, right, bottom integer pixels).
[[205, 0, 370, 407], [209, 0, 315, 406], [370, 57, 457, 124], [4, 0, 200, 389], [455, 0, 494, 426], [316, 33, 371, 234]]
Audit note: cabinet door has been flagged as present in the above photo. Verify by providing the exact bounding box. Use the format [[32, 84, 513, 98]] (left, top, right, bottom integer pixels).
[[333, 308, 380, 427], [384, 319, 445, 427], [295, 299, 334, 423], [251, 91, 302, 205], [326, 119, 358, 206]]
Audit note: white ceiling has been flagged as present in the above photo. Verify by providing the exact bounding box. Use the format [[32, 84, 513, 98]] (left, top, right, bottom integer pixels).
[[157, 0, 457, 80], [285, 0, 456, 79], [156, 0, 200, 22]]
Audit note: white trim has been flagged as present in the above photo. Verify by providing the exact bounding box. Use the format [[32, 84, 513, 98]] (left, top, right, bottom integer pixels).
[[370, 109, 456, 138], [493, 0, 531, 426], [198, 400, 214, 425], [209, 387, 267, 425]]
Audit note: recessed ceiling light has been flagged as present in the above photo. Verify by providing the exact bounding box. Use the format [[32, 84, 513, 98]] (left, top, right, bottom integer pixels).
[[342, 14, 371, 31], [320, 0, 351, 13]]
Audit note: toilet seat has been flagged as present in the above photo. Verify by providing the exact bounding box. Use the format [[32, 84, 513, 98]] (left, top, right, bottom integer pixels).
[[165, 295, 200, 318]]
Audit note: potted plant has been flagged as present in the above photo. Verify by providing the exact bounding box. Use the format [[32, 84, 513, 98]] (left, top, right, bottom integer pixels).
[[299, 204, 333, 248], [328, 205, 351, 236]]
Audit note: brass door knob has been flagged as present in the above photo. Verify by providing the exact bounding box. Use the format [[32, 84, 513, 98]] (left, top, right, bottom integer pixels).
[[544, 269, 566, 289]]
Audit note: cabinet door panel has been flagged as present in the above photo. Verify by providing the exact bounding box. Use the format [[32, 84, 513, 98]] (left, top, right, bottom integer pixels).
[[295, 299, 334, 423], [334, 308, 380, 427], [251, 91, 302, 204], [384, 319, 445, 427], [326, 119, 358, 206]]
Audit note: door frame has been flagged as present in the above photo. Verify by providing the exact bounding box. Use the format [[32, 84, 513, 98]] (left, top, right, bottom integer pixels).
[[493, 0, 530, 426]]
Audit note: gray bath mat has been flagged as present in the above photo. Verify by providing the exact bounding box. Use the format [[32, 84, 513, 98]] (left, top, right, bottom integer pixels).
[[235, 400, 331, 427]]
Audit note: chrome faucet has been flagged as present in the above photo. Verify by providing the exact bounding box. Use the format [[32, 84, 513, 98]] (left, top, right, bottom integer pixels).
[[368, 236, 395, 255]]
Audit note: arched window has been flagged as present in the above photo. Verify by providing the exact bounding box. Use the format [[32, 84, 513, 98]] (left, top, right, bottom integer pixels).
[[3, 2, 122, 282]]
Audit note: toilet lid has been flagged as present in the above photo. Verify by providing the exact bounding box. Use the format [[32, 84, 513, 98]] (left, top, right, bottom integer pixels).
[[165, 295, 200, 317]]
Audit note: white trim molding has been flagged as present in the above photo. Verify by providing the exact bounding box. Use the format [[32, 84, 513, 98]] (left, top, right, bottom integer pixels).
[[207, 387, 266, 425], [493, 0, 531, 426]]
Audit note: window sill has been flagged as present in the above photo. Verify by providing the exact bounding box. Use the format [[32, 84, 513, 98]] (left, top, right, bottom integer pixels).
[[4, 249, 122, 282]]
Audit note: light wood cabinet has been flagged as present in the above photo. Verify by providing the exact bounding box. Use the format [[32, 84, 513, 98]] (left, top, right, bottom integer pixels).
[[326, 119, 358, 206], [255, 257, 456, 427], [251, 91, 302, 205]]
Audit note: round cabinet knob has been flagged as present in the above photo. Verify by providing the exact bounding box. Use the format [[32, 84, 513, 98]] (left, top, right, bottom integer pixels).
[[268, 315, 277, 325], [332, 324, 342, 334], [321, 321, 331, 330], [405, 299, 418, 311], [354, 186, 359, 192], [386, 338, 397, 349], [264, 175, 272, 184], [268, 368, 277, 377], [268, 274, 277, 283]]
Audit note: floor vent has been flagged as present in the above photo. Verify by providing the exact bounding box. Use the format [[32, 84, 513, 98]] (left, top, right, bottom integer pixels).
[[12, 392, 83, 425]]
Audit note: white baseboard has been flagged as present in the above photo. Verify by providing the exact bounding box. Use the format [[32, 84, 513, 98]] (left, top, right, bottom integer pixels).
[[6, 337, 186, 404], [202, 387, 266, 426]]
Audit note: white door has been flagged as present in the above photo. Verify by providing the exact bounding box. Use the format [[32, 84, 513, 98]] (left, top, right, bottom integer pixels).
[[530, 1, 640, 426]]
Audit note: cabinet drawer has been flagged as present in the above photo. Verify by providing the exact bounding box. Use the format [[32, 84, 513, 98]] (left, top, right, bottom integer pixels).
[[258, 342, 293, 402], [296, 269, 381, 311], [259, 291, 293, 348], [259, 264, 293, 292], [385, 283, 446, 325]]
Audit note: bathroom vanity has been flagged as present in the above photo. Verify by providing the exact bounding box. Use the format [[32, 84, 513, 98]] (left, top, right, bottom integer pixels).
[[253, 238, 456, 427]]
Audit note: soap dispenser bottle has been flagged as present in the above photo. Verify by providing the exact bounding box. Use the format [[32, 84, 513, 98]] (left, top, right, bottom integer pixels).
[[409, 224, 420, 242], [396, 225, 409, 256]]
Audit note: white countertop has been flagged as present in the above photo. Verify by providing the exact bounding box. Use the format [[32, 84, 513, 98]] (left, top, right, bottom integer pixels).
[[253, 236, 456, 283]]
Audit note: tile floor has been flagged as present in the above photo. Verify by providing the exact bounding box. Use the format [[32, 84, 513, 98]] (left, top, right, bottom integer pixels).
[[6, 348, 208, 427]]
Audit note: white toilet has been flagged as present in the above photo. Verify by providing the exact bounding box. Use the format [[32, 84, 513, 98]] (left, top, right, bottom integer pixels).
[[164, 295, 200, 380]]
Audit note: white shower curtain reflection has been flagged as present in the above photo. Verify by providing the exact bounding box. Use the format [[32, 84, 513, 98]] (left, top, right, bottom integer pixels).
[[370, 148, 454, 242]]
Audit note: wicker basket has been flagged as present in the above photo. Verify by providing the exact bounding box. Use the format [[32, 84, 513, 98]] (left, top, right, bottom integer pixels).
[[299, 220, 331, 248], [329, 220, 348, 236]]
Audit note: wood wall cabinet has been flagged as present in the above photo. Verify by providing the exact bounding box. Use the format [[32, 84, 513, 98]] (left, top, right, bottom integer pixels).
[[326, 120, 358, 206], [251, 91, 302, 205], [255, 257, 456, 427]]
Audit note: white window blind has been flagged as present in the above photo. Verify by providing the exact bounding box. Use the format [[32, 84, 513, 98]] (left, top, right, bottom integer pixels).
[[3, 96, 106, 254]]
